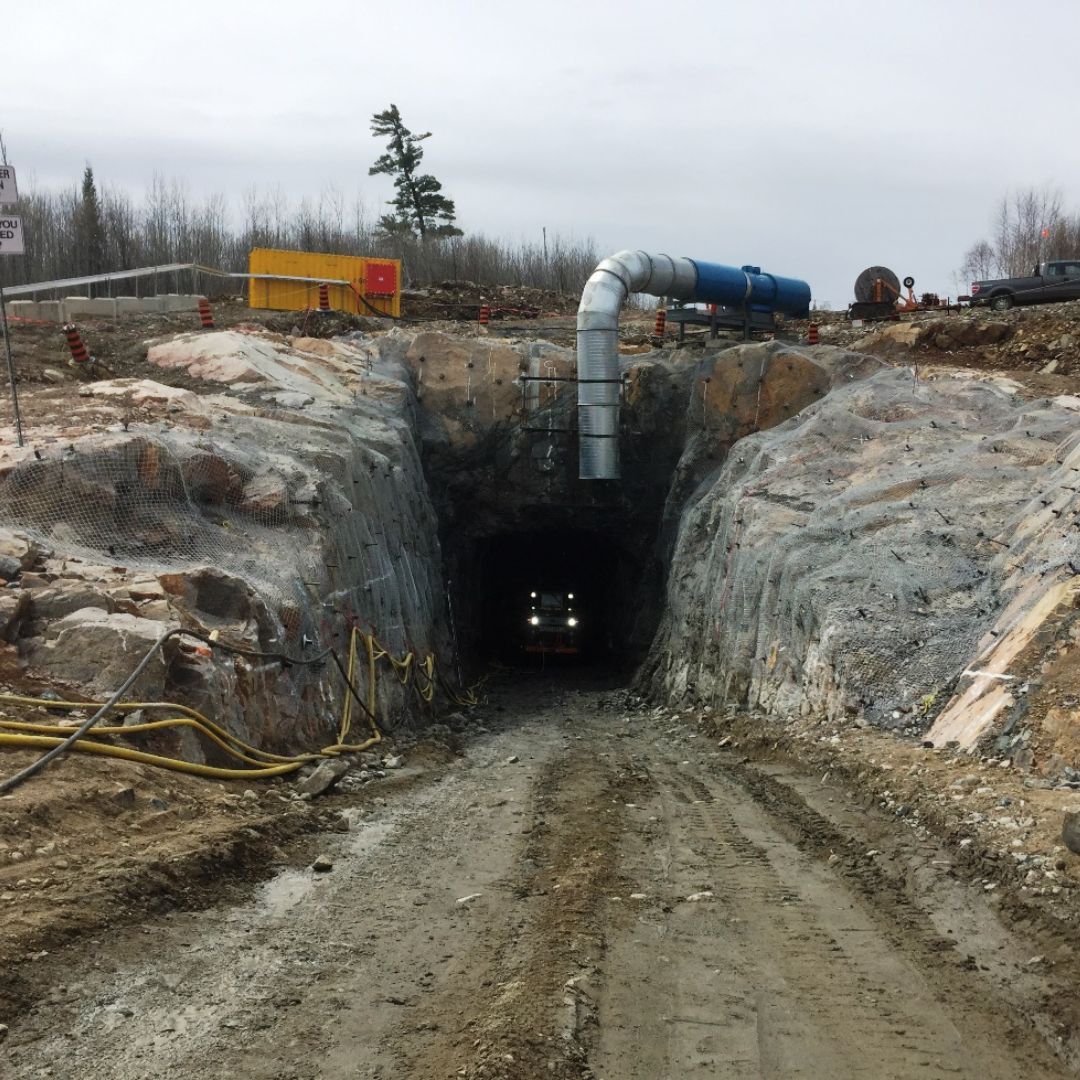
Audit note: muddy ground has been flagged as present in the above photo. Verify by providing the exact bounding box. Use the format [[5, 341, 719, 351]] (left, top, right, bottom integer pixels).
[[3, 674, 1080, 1079]]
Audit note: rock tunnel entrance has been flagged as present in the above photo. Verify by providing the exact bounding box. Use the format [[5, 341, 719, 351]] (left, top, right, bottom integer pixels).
[[463, 529, 645, 666], [405, 328, 698, 679]]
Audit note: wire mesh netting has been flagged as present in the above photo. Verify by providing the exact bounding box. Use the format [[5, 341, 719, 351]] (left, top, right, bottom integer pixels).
[[647, 362, 1080, 728], [0, 400, 443, 662]]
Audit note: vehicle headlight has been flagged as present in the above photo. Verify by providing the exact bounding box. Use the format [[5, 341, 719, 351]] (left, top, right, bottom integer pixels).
[[529, 615, 540, 626], [567, 617, 578, 627], [530, 591, 537, 598]]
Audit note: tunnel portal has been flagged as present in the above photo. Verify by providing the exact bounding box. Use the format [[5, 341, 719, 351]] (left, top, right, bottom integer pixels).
[[457, 529, 644, 667]]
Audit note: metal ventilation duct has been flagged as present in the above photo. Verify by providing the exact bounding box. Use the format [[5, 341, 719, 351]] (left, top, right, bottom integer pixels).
[[576, 251, 811, 480]]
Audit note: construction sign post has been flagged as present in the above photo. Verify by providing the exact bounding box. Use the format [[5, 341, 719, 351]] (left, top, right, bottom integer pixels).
[[0, 166, 18, 205], [0, 164, 25, 446], [0, 215, 25, 254]]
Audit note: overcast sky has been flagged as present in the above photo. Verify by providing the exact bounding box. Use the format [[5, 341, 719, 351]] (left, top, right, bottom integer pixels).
[[4, 0, 1078, 306]]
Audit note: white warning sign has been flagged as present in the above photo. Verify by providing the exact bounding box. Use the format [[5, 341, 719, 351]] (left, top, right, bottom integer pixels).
[[0, 166, 17, 206], [0, 215, 25, 255]]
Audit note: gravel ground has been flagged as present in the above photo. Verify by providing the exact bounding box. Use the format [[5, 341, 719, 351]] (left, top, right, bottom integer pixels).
[[2, 675, 1078, 1079]]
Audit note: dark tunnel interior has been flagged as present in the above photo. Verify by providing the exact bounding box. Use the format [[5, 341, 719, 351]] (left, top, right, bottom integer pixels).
[[454, 529, 648, 669]]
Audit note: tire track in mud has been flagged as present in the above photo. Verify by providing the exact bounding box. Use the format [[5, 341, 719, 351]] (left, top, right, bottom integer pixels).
[[591, 750, 1071, 1079], [400, 748, 642, 1080], [4, 691, 1077, 1080]]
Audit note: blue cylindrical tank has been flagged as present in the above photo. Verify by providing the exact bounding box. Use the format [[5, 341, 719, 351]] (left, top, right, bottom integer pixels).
[[689, 260, 811, 318]]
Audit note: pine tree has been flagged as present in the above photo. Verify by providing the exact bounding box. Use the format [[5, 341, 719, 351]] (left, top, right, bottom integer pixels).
[[77, 165, 106, 277], [369, 105, 462, 240]]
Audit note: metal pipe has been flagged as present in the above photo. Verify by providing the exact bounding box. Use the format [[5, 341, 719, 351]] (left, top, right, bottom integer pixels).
[[576, 251, 810, 479]]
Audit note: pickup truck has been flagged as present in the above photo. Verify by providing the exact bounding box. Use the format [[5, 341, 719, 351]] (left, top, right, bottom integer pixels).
[[970, 259, 1080, 311]]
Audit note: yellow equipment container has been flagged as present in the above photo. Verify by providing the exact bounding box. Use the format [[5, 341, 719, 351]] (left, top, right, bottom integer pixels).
[[247, 248, 401, 317]]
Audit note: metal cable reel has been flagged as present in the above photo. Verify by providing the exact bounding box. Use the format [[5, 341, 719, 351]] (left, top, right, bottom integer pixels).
[[850, 265, 919, 320], [854, 266, 901, 304]]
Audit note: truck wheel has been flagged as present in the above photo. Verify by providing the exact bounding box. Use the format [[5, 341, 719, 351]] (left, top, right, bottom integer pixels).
[[989, 293, 1014, 312]]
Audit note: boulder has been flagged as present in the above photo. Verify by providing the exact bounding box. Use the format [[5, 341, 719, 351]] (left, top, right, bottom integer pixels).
[[1063, 811, 1080, 855], [238, 473, 289, 518], [29, 585, 117, 622], [0, 527, 48, 570], [296, 758, 351, 797], [0, 591, 28, 642], [29, 607, 175, 698]]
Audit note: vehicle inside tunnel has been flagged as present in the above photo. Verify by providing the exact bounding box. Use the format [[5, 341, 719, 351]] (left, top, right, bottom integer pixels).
[[458, 529, 646, 667]]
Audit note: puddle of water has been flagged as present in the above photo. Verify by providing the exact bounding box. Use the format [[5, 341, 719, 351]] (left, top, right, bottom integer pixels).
[[350, 821, 394, 855], [254, 822, 395, 918], [256, 869, 316, 919]]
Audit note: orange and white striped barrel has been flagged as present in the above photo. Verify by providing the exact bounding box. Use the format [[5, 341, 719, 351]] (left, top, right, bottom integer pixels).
[[479, 304, 491, 326], [807, 322, 820, 345], [318, 283, 331, 311], [63, 324, 91, 366], [654, 308, 667, 337], [198, 297, 214, 328]]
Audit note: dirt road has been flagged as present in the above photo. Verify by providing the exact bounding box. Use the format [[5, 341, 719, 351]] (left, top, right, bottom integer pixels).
[[4, 679, 1077, 1079]]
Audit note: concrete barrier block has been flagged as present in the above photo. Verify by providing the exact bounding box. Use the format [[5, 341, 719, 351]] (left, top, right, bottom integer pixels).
[[62, 296, 92, 317], [6, 300, 39, 320], [116, 296, 143, 315], [164, 294, 200, 312], [38, 301, 63, 321], [64, 296, 117, 318], [139, 296, 164, 313]]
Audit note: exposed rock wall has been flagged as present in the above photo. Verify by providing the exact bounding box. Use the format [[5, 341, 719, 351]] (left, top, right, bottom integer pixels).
[[0, 330, 446, 759], [642, 351, 1080, 741]]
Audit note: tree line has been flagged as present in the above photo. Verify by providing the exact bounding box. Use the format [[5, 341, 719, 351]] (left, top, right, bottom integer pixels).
[[0, 107, 598, 298], [0, 173, 598, 298], [962, 186, 1080, 282]]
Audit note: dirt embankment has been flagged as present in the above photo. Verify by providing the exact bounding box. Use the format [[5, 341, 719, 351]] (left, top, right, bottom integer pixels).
[[804, 298, 1080, 380], [0, 733, 460, 1017]]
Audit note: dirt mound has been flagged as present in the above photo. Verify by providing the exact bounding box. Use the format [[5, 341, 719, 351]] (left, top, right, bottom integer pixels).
[[806, 300, 1080, 377], [401, 280, 580, 321]]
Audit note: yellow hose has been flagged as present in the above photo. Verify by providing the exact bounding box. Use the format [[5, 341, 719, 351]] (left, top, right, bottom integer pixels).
[[325, 628, 381, 753], [0, 732, 305, 779], [0, 717, 320, 769], [0, 695, 303, 763], [0, 626, 478, 783]]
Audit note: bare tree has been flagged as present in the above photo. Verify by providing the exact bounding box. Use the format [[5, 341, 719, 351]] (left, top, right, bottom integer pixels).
[[964, 186, 1079, 283], [961, 238, 996, 282]]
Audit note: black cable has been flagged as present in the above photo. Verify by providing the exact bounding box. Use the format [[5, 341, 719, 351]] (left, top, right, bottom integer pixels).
[[181, 627, 333, 666], [352, 289, 399, 321], [0, 627, 190, 794], [0, 626, 359, 794], [329, 648, 381, 727]]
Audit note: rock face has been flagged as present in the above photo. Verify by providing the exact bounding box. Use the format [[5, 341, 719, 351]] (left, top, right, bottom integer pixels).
[[13, 317, 1080, 768], [643, 356, 1080, 735], [857, 319, 1013, 352], [0, 330, 447, 758], [1063, 812, 1080, 855], [33, 608, 175, 699]]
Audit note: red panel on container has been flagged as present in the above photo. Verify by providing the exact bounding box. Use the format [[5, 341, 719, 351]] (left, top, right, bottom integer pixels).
[[366, 262, 398, 296]]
